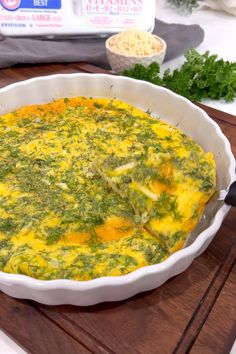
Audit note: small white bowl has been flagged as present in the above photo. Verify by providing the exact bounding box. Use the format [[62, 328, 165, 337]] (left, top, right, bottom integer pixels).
[[105, 34, 167, 74]]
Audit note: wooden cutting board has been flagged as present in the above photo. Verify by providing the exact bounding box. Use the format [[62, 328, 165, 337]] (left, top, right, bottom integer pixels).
[[0, 63, 235, 354]]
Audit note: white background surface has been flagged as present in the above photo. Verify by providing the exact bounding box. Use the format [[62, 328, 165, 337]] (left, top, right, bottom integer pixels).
[[157, 0, 236, 115], [0, 1, 235, 353]]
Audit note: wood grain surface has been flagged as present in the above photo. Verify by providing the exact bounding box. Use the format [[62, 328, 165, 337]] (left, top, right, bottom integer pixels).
[[0, 63, 235, 354]]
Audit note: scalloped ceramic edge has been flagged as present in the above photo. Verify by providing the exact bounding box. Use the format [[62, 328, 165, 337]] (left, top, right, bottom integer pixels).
[[0, 74, 235, 306]]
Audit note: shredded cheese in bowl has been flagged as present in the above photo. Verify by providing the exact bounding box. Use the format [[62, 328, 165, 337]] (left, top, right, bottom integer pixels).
[[108, 29, 164, 57]]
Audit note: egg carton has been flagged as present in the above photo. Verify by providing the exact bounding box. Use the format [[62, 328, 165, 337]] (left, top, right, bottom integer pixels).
[[0, 0, 156, 37]]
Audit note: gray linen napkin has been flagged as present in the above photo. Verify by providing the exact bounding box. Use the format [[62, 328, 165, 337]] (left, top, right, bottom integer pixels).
[[0, 19, 204, 69]]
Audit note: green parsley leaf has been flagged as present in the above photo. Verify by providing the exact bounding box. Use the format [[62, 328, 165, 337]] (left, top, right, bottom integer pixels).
[[122, 49, 236, 103]]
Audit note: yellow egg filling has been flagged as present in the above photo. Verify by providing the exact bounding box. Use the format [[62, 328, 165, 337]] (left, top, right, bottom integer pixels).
[[0, 97, 216, 280]]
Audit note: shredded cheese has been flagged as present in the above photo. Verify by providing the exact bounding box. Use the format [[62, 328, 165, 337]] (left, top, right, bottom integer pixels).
[[108, 28, 163, 57]]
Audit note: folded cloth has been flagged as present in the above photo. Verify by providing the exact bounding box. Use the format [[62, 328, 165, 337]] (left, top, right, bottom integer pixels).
[[199, 0, 236, 15], [0, 19, 204, 69]]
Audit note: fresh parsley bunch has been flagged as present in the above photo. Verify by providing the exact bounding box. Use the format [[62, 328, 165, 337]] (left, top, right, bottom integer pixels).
[[167, 0, 200, 12], [122, 49, 236, 102]]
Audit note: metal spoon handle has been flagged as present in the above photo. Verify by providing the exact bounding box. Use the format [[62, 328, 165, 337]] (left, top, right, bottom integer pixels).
[[224, 181, 236, 207]]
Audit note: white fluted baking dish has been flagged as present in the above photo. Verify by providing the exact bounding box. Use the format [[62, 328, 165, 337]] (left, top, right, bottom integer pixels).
[[0, 74, 235, 306]]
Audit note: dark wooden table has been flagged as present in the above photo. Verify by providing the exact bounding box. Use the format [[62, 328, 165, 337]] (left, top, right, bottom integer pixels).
[[0, 63, 235, 354]]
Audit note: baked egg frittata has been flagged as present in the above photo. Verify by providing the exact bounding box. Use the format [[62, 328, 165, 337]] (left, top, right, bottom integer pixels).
[[0, 97, 216, 280]]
